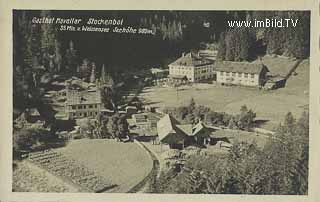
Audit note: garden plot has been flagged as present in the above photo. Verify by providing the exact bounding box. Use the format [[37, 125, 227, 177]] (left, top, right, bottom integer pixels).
[[57, 139, 153, 193], [27, 149, 114, 192], [13, 160, 78, 192]]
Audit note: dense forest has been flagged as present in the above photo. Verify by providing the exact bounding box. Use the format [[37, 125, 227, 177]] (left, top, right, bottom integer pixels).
[[14, 10, 310, 70]]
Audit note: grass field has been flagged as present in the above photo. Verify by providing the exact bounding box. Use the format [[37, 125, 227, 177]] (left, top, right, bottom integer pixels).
[[56, 139, 153, 193], [139, 57, 309, 130]]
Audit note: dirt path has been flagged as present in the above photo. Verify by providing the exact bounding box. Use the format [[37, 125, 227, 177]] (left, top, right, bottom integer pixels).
[[127, 141, 160, 193]]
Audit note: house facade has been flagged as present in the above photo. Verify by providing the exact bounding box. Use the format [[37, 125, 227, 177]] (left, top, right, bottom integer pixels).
[[65, 83, 103, 119], [168, 52, 215, 83], [215, 61, 269, 87]]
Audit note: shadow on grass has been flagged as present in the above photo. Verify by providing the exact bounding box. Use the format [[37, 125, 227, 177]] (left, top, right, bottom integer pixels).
[[254, 119, 270, 128]]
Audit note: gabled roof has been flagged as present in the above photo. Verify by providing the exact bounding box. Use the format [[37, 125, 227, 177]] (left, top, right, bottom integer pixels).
[[157, 114, 177, 141], [169, 52, 214, 67], [27, 108, 41, 116], [176, 124, 193, 136], [215, 61, 269, 74], [192, 121, 205, 136], [157, 114, 191, 142], [66, 89, 101, 105], [191, 121, 211, 138]]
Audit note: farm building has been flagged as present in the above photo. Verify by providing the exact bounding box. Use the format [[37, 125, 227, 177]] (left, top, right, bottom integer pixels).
[[14, 108, 46, 129], [156, 114, 211, 149], [168, 52, 215, 84], [127, 113, 160, 141], [215, 61, 269, 87]]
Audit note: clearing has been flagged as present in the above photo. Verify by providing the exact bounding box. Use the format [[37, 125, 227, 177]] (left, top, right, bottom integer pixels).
[[139, 56, 309, 130]]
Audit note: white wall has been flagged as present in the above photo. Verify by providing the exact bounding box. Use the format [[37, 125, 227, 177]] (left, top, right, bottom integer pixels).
[[216, 71, 259, 86]]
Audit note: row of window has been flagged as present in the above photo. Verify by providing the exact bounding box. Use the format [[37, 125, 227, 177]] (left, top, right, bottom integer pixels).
[[220, 77, 256, 83], [71, 111, 99, 117], [220, 71, 255, 78], [71, 104, 98, 110], [170, 70, 192, 75], [170, 66, 213, 72]]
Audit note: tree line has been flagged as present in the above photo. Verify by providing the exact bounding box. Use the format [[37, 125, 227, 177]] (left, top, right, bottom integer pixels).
[[217, 11, 310, 61], [163, 98, 256, 131]]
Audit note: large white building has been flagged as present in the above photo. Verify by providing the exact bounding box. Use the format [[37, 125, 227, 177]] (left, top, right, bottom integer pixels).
[[168, 52, 215, 83], [215, 61, 269, 87]]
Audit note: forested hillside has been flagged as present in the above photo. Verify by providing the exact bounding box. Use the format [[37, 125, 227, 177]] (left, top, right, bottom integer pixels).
[[13, 10, 310, 120]]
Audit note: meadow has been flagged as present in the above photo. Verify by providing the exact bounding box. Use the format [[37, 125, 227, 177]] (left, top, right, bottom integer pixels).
[[139, 56, 309, 130]]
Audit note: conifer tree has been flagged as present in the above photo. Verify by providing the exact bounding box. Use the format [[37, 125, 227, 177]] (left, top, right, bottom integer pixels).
[[90, 63, 96, 83], [217, 32, 226, 61]]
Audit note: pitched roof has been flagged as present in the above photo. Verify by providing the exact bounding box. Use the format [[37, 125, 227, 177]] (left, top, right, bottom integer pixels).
[[192, 121, 205, 136], [157, 114, 175, 141], [66, 89, 101, 105], [169, 52, 214, 67], [191, 121, 211, 138], [215, 61, 269, 74], [27, 108, 40, 116], [176, 124, 193, 136], [157, 114, 185, 141]]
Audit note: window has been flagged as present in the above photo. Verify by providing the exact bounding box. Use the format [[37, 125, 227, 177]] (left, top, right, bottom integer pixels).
[[78, 105, 83, 109], [232, 72, 236, 77], [83, 112, 87, 117], [220, 72, 224, 76], [95, 104, 98, 108], [83, 105, 86, 109], [238, 73, 242, 78], [89, 105, 93, 108], [72, 106, 76, 110], [244, 73, 248, 78], [226, 72, 230, 76], [251, 74, 255, 78]]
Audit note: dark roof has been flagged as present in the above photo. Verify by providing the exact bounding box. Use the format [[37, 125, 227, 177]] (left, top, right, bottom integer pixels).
[[169, 52, 214, 67], [215, 61, 269, 74]]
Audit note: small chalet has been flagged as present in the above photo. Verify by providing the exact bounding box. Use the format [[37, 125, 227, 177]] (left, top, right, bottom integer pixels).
[[14, 108, 46, 129], [215, 61, 269, 87], [157, 114, 211, 149]]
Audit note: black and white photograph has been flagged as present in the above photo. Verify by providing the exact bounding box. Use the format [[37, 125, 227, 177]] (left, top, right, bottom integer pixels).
[[11, 10, 310, 194]]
